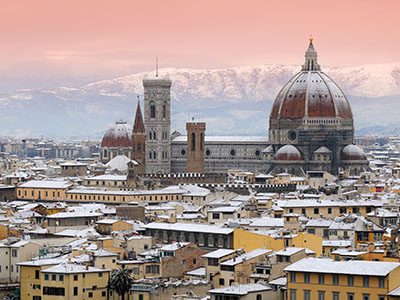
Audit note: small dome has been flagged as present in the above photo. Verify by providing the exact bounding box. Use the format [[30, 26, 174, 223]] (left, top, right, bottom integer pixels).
[[314, 146, 332, 154], [274, 145, 303, 161], [341, 145, 367, 161], [101, 121, 132, 148]]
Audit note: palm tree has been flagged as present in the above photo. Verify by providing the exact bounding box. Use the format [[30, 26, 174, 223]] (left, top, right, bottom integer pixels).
[[108, 268, 133, 300]]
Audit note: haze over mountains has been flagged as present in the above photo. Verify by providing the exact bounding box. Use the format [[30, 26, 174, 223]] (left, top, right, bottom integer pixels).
[[1, 62, 400, 139]]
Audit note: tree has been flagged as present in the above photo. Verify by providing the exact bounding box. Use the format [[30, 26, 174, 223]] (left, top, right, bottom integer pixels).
[[108, 268, 133, 300]]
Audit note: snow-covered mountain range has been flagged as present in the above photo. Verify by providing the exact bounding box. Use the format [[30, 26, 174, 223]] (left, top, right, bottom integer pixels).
[[1, 62, 400, 138]]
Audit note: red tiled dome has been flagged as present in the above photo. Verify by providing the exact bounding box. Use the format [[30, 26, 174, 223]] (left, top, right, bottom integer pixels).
[[274, 145, 303, 161], [101, 121, 132, 148], [270, 40, 352, 121], [341, 144, 367, 161]]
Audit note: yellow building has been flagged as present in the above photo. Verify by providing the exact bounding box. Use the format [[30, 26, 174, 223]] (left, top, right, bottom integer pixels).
[[278, 199, 382, 219], [95, 219, 134, 235], [17, 180, 72, 201], [285, 258, 400, 300], [20, 261, 111, 299]]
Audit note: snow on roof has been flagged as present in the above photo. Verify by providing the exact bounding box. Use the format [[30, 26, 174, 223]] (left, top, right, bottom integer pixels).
[[208, 206, 240, 213], [221, 249, 271, 266], [96, 218, 120, 225], [249, 217, 284, 228], [106, 155, 137, 172], [173, 135, 267, 143], [185, 267, 206, 277], [47, 211, 102, 219], [160, 242, 190, 251], [19, 180, 72, 189], [322, 240, 352, 247], [143, 222, 234, 235], [85, 174, 127, 181], [209, 283, 271, 295], [93, 248, 118, 257], [275, 247, 305, 256], [305, 219, 333, 228], [277, 199, 382, 208], [284, 258, 400, 276], [17, 257, 68, 267], [42, 262, 109, 274], [202, 249, 236, 259], [269, 276, 287, 286], [389, 287, 400, 296]]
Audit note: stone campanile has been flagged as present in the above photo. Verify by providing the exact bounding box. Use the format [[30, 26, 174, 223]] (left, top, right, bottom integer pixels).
[[186, 122, 206, 173], [131, 99, 146, 175], [143, 77, 172, 174]]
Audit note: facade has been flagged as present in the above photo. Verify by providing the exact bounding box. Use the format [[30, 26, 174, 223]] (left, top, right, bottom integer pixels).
[[99, 39, 367, 176], [285, 258, 400, 300], [143, 78, 172, 174], [267, 38, 368, 175]]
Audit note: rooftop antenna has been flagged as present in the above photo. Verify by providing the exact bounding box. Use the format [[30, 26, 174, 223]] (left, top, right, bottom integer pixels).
[[156, 56, 158, 77]]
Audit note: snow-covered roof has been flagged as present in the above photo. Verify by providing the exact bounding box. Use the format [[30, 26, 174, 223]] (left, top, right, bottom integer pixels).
[[249, 217, 284, 228], [185, 267, 206, 277], [18, 180, 72, 189], [275, 247, 305, 256], [277, 199, 382, 208], [160, 242, 190, 251], [202, 249, 236, 259], [284, 258, 400, 276], [143, 222, 234, 235], [221, 249, 271, 266], [85, 174, 127, 181], [322, 240, 352, 247], [42, 262, 110, 274], [106, 155, 137, 172], [209, 283, 271, 295]]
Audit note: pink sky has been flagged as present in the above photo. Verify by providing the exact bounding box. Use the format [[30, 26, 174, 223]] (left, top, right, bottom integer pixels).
[[0, 0, 399, 87]]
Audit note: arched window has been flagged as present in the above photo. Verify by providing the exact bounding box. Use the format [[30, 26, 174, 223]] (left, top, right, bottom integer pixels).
[[153, 151, 157, 160], [256, 294, 262, 300], [162, 102, 167, 118], [148, 151, 152, 160], [153, 130, 157, 140], [191, 132, 196, 151], [150, 101, 156, 118], [103, 149, 108, 158]]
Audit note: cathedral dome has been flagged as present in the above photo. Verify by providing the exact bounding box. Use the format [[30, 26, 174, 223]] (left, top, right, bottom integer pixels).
[[341, 144, 367, 161], [270, 39, 352, 121], [274, 145, 303, 161], [101, 121, 132, 148]]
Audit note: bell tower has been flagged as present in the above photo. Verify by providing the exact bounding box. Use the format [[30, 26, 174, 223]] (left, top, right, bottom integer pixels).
[[143, 74, 172, 174], [132, 97, 146, 175], [186, 122, 206, 173]]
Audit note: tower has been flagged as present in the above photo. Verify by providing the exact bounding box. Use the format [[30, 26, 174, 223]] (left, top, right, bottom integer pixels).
[[143, 77, 172, 174], [186, 122, 206, 173], [132, 98, 146, 175]]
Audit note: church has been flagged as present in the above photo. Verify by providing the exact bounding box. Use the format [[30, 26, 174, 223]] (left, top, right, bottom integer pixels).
[[100, 39, 368, 176]]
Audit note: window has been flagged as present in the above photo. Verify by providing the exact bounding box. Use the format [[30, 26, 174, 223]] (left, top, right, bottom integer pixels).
[[290, 289, 296, 300], [347, 275, 354, 286], [362, 295, 370, 300], [102, 291, 106, 297], [52, 274, 56, 281], [256, 295, 262, 300], [219, 278, 225, 286], [378, 277, 385, 288], [149, 101, 156, 118], [89, 292, 93, 298], [318, 291, 325, 300], [139, 294, 144, 300], [340, 207, 347, 214], [304, 290, 310, 300], [44, 274, 49, 280], [98, 272, 103, 277], [35, 270, 40, 279], [162, 103, 166, 118], [304, 273, 310, 283], [212, 213, 220, 219], [328, 208, 332, 214], [290, 272, 296, 283], [314, 208, 320, 215], [347, 293, 354, 300], [332, 274, 339, 285], [43, 287, 65, 296], [59, 275, 64, 281], [318, 274, 325, 284], [145, 265, 160, 274], [11, 249, 17, 257], [74, 275, 78, 281], [332, 292, 340, 300], [74, 287, 78, 296], [191, 132, 196, 151], [363, 276, 369, 287]]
